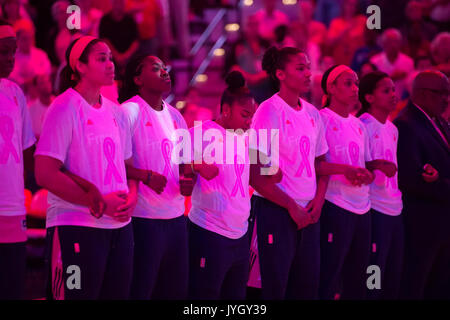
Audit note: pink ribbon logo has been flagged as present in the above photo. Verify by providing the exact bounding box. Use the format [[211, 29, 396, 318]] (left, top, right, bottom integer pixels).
[[295, 136, 312, 178], [0, 115, 19, 164], [230, 154, 245, 197], [385, 149, 397, 189], [161, 138, 174, 179], [103, 137, 123, 185], [348, 141, 360, 166]]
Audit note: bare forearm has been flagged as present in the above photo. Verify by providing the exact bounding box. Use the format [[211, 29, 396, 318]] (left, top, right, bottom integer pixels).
[[126, 164, 148, 182], [316, 161, 351, 176], [315, 175, 329, 200], [37, 170, 91, 207], [127, 178, 139, 195], [250, 178, 296, 211]]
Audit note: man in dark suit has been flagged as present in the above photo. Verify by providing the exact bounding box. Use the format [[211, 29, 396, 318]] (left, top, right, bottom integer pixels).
[[394, 70, 450, 299]]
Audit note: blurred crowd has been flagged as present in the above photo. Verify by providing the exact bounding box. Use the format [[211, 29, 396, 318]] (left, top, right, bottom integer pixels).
[[0, 0, 449, 140], [226, 0, 449, 122]]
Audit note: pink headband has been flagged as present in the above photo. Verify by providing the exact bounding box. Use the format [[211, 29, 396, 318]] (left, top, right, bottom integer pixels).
[[0, 25, 16, 39], [322, 65, 355, 107], [326, 65, 354, 89], [69, 36, 97, 72]]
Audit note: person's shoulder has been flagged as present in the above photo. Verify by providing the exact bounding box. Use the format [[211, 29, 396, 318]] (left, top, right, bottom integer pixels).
[[0, 78, 23, 95], [358, 112, 373, 125], [45, 90, 79, 119], [166, 101, 182, 118], [120, 96, 142, 115], [385, 119, 399, 134], [32, 46, 49, 57], [398, 52, 414, 64], [370, 52, 384, 63], [259, 94, 282, 110], [393, 103, 421, 130]]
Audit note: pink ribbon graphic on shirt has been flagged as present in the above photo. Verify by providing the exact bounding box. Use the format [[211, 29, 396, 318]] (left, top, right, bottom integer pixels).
[[103, 137, 123, 185], [161, 138, 174, 179], [0, 115, 19, 164], [230, 154, 246, 197], [348, 141, 360, 166], [385, 149, 397, 189], [295, 136, 312, 177]]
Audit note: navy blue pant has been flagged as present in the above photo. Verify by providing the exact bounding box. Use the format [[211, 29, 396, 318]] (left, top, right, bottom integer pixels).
[[0, 242, 26, 300], [188, 220, 250, 300], [130, 215, 188, 300], [253, 195, 320, 300], [319, 200, 371, 300], [368, 210, 404, 300], [45, 224, 134, 300]]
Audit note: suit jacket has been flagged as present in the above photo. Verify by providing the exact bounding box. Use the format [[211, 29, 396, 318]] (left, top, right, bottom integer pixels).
[[394, 101, 450, 229]]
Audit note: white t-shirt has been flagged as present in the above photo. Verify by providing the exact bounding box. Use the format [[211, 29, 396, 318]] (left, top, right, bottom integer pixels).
[[28, 98, 50, 138], [188, 120, 251, 239], [320, 107, 372, 214], [121, 95, 187, 220], [0, 79, 35, 216], [35, 88, 132, 229], [251, 94, 329, 207], [359, 113, 403, 216]]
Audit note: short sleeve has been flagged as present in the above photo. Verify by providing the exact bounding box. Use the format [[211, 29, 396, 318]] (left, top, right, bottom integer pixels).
[[121, 101, 140, 137], [363, 124, 373, 162], [171, 107, 188, 130], [250, 103, 280, 153], [17, 87, 36, 150], [113, 104, 132, 160], [35, 100, 73, 163], [315, 114, 329, 157]]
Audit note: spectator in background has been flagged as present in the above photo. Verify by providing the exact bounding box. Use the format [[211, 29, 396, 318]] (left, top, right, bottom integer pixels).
[[401, 1, 436, 61], [298, 0, 327, 50], [126, 0, 162, 56], [359, 61, 378, 78], [181, 87, 213, 128], [313, 0, 341, 28], [253, 0, 289, 44], [370, 29, 414, 100], [47, 0, 76, 67], [326, 0, 366, 66], [350, 28, 382, 74], [391, 55, 434, 121], [27, 73, 53, 139], [430, 32, 450, 77], [289, 21, 320, 74], [99, 0, 139, 78], [74, 0, 103, 37], [310, 55, 335, 109], [1, 0, 27, 27], [9, 19, 51, 99], [227, 14, 271, 104], [424, 0, 450, 33]]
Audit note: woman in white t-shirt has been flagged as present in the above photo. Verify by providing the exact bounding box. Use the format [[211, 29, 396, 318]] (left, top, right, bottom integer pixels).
[[35, 36, 137, 300], [357, 71, 403, 299], [318, 64, 394, 300], [186, 71, 283, 300], [119, 54, 196, 300], [0, 20, 36, 300]]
